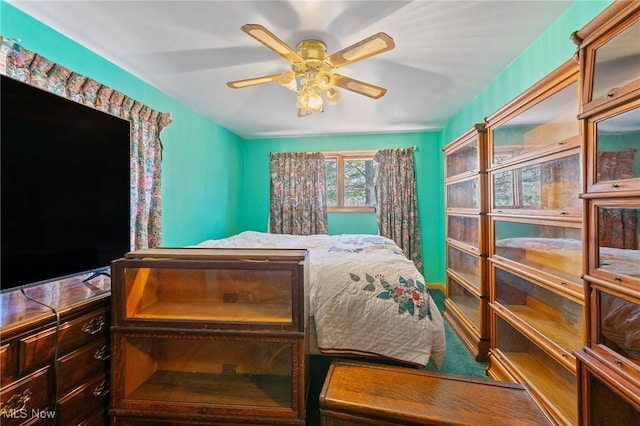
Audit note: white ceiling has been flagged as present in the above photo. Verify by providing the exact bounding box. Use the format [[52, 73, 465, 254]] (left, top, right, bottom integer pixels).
[[8, 0, 575, 139]]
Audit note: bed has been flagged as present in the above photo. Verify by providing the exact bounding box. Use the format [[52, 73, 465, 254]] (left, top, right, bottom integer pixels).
[[196, 231, 446, 368]]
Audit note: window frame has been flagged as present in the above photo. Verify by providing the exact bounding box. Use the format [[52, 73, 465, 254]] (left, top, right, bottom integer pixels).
[[323, 150, 377, 213]]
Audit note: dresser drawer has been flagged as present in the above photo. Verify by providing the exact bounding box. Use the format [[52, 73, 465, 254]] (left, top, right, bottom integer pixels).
[[78, 410, 108, 426], [19, 309, 110, 375], [0, 366, 51, 425], [1, 342, 17, 386], [57, 373, 109, 426], [57, 339, 110, 395]]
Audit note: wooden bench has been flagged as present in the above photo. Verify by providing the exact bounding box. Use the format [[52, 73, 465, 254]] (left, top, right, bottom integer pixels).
[[319, 359, 553, 425]]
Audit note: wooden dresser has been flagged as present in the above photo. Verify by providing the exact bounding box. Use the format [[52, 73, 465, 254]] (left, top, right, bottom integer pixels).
[[319, 359, 553, 426], [108, 248, 309, 425], [0, 273, 111, 425]]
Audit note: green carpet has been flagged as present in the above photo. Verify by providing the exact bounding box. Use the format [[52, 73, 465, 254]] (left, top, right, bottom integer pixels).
[[425, 289, 488, 378]]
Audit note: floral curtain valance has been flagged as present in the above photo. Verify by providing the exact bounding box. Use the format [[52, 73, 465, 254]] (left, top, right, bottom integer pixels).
[[0, 36, 172, 249]]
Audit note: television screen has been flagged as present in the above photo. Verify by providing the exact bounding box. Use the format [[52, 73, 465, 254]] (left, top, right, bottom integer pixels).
[[1, 75, 131, 292]]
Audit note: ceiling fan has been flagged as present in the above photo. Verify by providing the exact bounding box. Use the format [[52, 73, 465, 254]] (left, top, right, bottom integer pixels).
[[227, 24, 395, 117]]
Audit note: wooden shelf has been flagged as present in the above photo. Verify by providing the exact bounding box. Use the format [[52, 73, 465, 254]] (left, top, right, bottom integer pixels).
[[504, 351, 576, 424], [132, 301, 292, 323], [128, 371, 292, 408], [506, 305, 582, 351]]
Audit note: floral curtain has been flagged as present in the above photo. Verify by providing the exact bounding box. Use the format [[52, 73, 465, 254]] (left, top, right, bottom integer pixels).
[[270, 152, 327, 235], [598, 149, 638, 249], [374, 148, 423, 273], [0, 37, 172, 249]]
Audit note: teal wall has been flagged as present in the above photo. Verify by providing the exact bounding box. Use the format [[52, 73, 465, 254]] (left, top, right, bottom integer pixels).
[[242, 132, 445, 282], [0, 2, 245, 247], [1, 0, 616, 285], [441, 0, 614, 144]]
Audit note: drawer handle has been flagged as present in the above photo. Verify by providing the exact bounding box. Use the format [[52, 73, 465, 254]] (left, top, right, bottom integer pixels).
[[614, 358, 623, 367], [0, 389, 32, 416], [82, 316, 105, 335], [93, 380, 110, 397], [94, 344, 111, 361]]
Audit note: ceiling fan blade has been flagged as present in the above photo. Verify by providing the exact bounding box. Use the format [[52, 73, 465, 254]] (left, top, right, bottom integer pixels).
[[241, 24, 304, 63], [227, 74, 281, 88], [333, 74, 387, 99], [326, 33, 395, 68]]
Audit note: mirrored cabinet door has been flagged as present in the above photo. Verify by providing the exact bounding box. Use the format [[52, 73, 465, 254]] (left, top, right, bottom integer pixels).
[[586, 104, 640, 192]]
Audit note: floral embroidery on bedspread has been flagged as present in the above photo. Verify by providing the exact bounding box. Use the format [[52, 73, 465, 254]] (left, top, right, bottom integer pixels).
[[349, 272, 433, 320], [328, 235, 404, 255]]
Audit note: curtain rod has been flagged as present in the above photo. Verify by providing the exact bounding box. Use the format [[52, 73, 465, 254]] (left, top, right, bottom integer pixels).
[[269, 146, 419, 156]]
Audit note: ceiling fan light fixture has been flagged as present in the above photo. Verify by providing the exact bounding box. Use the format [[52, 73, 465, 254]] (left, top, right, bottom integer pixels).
[[230, 24, 394, 117], [307, 90, 323, 112], [326, 88, 340, 105], [315, 70, 334, 90], [279, 70, 297, 91]]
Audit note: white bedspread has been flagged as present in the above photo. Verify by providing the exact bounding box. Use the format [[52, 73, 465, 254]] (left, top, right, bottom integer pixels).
[[196, 231, 446, 368]]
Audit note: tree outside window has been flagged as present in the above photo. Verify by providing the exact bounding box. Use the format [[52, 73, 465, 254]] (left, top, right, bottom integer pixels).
[[324, 152, 376, 212]]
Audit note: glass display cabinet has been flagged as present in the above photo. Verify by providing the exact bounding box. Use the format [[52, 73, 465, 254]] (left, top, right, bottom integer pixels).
[[446, 176, 481, 211], [493, 315, 577, 424], [109, 248, 309, 426], [447, 214, 480, 251], [443, 124, 490, 362], [491, 152, 582, 217], [574, 1, 640, 424], [492, 218, 583, 293], [485, 58, 583, 426], [491, 265, 583, 368], [489, 75, 580, 167]]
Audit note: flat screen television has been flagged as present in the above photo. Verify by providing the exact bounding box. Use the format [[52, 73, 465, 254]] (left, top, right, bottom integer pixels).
[[1, 74, 132, 293]]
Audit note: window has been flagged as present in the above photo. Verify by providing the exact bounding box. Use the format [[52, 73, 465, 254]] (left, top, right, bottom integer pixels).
[[324, 151, 376, 212]]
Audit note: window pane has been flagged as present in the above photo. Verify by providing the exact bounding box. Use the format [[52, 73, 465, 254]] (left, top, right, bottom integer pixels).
[[493, 171, 514, 207], [325, 158, 337, 206], [343, 159, 375, 206]]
